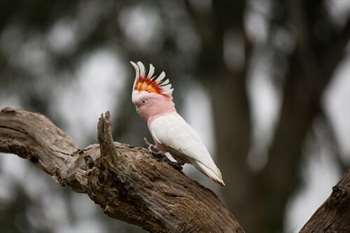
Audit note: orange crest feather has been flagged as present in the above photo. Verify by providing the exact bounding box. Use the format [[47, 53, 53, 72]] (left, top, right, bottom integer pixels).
[[131, 61, 174, 97], [135, 77, 162, 94]]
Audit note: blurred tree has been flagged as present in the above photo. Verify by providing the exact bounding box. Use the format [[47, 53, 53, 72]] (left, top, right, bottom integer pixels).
[[0, 0, 349, 233], [0, 185, 52, 233]]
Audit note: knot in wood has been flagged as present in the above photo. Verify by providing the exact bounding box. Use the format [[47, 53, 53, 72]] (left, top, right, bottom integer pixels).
[[1, 107, 16, 114], [84, 155, 95, 169], [327, 185, 349, 209]]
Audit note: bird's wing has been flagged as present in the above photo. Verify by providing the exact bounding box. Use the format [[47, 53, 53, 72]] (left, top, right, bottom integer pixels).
[[148, 112, 224, 185]]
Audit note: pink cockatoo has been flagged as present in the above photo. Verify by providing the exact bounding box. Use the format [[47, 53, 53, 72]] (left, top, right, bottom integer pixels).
[[130, 61, 225, 186]]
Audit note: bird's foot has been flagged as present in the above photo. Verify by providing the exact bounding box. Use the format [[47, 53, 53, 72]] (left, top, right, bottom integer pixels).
[[144, 137, 184, 171], [144, 137, 163, 157], [166, 160, 184, 171]]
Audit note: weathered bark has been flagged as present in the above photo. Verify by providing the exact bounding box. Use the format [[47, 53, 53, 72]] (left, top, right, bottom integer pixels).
[[1, 107, 350, 232], [300, 170, 350, 233], [0, 107, 244, 233]]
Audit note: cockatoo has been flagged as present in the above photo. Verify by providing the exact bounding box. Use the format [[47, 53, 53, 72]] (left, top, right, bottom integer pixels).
[[130, 61, 225, 186]]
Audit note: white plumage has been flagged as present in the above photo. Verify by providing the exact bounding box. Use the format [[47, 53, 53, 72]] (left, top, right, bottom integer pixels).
[[148, 112, 224, 185], [131, 61, 224, 186]]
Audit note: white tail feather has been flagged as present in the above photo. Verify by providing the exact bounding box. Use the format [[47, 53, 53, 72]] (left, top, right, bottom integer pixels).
[[192, 160, 225, 186]]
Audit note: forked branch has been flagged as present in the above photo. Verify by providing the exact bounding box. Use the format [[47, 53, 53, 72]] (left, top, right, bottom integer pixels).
[[1, 107, 349, 232], [0, 107, 244, 233]]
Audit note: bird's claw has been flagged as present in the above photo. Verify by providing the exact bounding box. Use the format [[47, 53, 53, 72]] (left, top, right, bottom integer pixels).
[[143, 137, 152, 147], [144, 137, 183, 171], [167, 160, 183, 171], [144, 137, 162, 156]]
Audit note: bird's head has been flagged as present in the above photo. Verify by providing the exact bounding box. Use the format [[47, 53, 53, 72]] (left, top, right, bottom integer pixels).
[[130, 61, 175, 122]]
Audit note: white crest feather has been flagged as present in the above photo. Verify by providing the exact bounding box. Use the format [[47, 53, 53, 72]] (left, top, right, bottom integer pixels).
[[156, 71, 166, 83], [130, 61, 174, 97], [161, 79, 170, 85], [130, 61, 139, 91], [137, 61, 146, 77], [148, 64, 155, 78]]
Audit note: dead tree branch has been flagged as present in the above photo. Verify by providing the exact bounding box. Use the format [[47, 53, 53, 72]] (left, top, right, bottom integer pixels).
[[0, 107, 244, 233], [300, 170, 350, 233]]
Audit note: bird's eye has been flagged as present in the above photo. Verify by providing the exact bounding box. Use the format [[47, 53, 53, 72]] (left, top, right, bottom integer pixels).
[[141, 99, 146, 104]]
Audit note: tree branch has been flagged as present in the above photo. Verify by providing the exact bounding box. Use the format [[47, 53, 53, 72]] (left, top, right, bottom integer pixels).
[[0, 107, 244, 233], [300, 170, 350, 233]]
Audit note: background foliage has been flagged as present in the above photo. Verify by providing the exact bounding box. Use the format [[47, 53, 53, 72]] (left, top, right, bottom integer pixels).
[[0, 0, 350, 233]]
